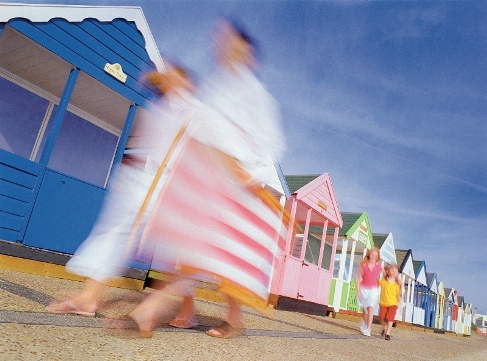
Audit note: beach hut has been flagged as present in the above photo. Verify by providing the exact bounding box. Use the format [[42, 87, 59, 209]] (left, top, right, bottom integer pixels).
[[0, 4, 163, 273], [451, 290, 459, 332], [474, 313, 487, 329], [412, 260, 427, 325], [463, 302, 472, 336], [269, 174, 342, 311], [436, 281, 445, 329], [395, 249, 416, 323], [371, 233, 397, 266], [456, 295, 465, 335], [370, 232, 397, 316], [426, 273, 438, 328], [443, 288, 455, 331], [328, 212, 373, 313]]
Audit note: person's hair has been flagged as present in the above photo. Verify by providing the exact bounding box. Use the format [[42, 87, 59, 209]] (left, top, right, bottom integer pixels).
[[385, 264, 399, 282], [359, 247, 381, 266], [145, 62, 193, 96], [227, 19, 261, 60], [173, 65, 190, 80]]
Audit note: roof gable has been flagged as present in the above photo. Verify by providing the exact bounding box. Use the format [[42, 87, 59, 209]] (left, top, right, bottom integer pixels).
[[452, 290, 458, 304], [396, 249, 415, 279], [427, 273, 438, 294], [437, 282, 445, 296], [337, 212, 373, 248], [275, 163, 291, 199], [413, 260, 427, 285], [373, 233, 396, 265], [444, 288, 453, 300], [285, 173, 343, 227], [285, 174, 320, 194], [0, 3, 163, 72]]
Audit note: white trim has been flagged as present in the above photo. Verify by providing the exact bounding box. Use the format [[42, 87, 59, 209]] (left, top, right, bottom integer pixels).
[[30, 101, 54, 161], [0, 67, 121, 136], [0, 2, 165, 72]]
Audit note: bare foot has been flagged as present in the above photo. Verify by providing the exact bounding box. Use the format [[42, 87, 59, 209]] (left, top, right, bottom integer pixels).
[[206, 321, 244, 338], [46, 299, 96, 317], [169, 316, 198, 329], [104, 315, 153, 338]]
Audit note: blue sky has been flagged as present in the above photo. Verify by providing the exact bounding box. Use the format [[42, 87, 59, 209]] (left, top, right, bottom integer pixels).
[[12, 0, 487, 314]]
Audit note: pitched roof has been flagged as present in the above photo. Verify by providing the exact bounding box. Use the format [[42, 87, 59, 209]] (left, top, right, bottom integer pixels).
[[395, 249, 413, 274], [284, 174, 320, 194], [284, 173, 343, 227], [0, 3, 164, 72], [372, 233, 388, 249], [275, 163, 291, 199], [413, 260, 422, 273], [427, 272, 436, 285], [339, 212, 362, 235]]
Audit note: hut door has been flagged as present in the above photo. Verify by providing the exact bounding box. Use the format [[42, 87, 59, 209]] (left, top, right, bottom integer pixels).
[[23, 106, 120, 254], [296, 230, 327, 302], [296, 259, 319, 302]]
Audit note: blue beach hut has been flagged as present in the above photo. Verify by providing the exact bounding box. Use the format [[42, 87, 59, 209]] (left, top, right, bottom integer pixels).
[[395, 249, 416, 323], [426, 272, 438, 328], [0, 3, 164, 276], [412, 260, 427, 326]]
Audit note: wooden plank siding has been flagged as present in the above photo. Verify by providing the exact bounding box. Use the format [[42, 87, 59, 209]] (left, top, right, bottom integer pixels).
[[7, 17, 159, 106], [289, 174, 342, 228], [0, 150, 40, 241]]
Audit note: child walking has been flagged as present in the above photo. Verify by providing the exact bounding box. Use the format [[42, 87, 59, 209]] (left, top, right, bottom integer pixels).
[[356, 247, 382, 336], [379, 264, 402, 340]]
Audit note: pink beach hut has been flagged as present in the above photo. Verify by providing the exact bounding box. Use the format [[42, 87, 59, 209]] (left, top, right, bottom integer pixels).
[[269, 174, 342, 312]]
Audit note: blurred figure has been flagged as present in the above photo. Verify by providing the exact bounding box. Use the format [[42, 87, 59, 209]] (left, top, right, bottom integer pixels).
[[46, 64, 197, 317], [111, 20, 287, 339], [356, 247, 382, 336], [168, 19, 287, 338]]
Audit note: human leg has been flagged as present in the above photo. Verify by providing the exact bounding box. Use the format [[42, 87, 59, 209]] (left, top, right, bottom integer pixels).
[[206, 296, 245, 338], [366, 306, 374, 330], [384, 306, 398, 339], [379, 305, 387, 337], [169, 296, 198, 329], [47, 278, 103, 315], [385, 320, 394, 336], [119, 278, 195, 333]]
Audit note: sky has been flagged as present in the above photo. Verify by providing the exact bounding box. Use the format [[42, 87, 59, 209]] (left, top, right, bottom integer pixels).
[[6, 0, 487, 314]]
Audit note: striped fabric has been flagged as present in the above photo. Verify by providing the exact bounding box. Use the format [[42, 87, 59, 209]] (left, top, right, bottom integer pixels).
[[142, 136, 287, 311]]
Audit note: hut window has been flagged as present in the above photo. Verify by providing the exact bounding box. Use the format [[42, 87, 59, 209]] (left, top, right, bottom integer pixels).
[[333, 256, 340, 278], [304, 233, 321, 266], [0, 76, 49, 159], [46, 108, 118, 188], [321, 242, 333, 270]]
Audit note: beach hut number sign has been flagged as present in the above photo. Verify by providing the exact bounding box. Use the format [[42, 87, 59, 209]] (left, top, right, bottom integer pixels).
[[104, 63, 127, 83]]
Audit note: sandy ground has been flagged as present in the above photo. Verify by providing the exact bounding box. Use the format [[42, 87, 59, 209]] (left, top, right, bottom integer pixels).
[[0, 269, 485, 361]]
